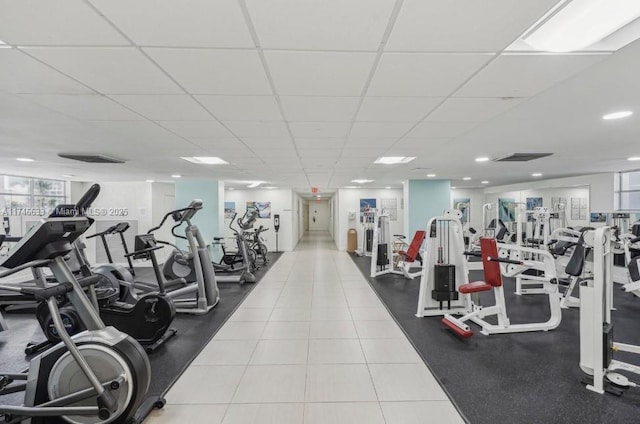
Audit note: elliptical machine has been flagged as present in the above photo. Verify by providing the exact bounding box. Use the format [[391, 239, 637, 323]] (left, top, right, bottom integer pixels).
[[26, 185, 177, 355], [209, 211, 258, 283], [0, 185, 154, 424]]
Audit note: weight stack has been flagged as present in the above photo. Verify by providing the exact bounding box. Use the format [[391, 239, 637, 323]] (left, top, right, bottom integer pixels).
[[365, 228, 374, 252], [431, 264, 459, 302], [377, 243, 389, 266]]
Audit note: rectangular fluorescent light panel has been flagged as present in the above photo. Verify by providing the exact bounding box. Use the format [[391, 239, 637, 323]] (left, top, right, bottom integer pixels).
[[374, 156, 416, 165], [524, 0, 640, 52], [352, 179, 374, 184], [247, 181, 264, 188], [181, 156, 229, 165]]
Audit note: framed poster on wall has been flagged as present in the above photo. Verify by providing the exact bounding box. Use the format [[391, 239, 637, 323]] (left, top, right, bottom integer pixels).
[[381, 198, 398, 221], [246, 201, 272, 218], [453, 198, 470, 223], [224, 201, 235, 219], [498, 198, 517, 222], [360, 198, 376, 223]]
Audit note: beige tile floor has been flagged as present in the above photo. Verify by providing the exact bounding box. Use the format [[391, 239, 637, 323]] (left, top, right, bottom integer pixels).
[[145, 231, 465, 424]]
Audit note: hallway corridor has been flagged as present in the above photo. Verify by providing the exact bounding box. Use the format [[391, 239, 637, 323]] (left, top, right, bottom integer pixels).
[[147, 231, 464, 423]]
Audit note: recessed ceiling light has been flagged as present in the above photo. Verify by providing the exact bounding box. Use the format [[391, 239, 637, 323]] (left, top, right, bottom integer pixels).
[[523, 0, 640, 52], [532, 173, 543, 177], [62, 174, 75, 178], [385, 186, 391, 189], [264, 186, 277, 189], [482, 180, 489, 184], [628, 157, 640, 161], [247, 181, 264, 188], [16, 157, 34, 162], [352, 179, 374, 184], [451, 186, 457, 189], [146, 179, 155, 183], [374, 156, 416, 165], [463, 177, 472, 181], [171, 174, 181, 178], [181, 156, 229, 165], [0, 40, 9, 49], [426, 174, 436, 178], [344, 186, 359, 189], [228, 187, 235, 191], [603, 111, 633, 120], [475, 157, 490, 162]]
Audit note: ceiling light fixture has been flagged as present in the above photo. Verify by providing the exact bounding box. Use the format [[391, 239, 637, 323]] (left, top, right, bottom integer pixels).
[[603, 111, 633, 120], [463, 177, 472, 181], [62, 174, 75, 178], [265, 186, 277, 189], [451, 186, 457, 189], [181, 156, 229, 165], [628, 157, 640, 161], [532, 173, 543, 177], [426, 174, 436, 178], [352, 179, 374, 184], [171, 174, 181, 178], [16, 157, 34, 162], [344, 186, 359, 189], [247, 181, 264, 188], [482, 180, 489, 184], [374, 156, 416, 165], [228, 187, 235, 191], [475, 157, 490, 162], [523, 0, 640, 52], [146, 179, 155, 183]]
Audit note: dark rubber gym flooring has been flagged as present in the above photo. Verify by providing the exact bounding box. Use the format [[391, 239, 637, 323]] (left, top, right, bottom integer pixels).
[[351, 254, 640, 424], [0, 253, 281, 419]]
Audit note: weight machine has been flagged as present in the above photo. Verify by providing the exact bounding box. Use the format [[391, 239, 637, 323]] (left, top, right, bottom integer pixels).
[[370, 213, 424, 279]]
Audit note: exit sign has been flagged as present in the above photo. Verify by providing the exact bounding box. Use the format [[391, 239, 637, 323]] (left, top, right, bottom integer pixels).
[[311, 187, 319, 193]]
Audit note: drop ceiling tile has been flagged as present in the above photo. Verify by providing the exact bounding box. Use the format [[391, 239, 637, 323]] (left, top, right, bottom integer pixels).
[[88, 120, 182, 140], [298, 149, 342, 159], [405, 121, 478, 138], [196, 96, 282, 121], [24, 47, 182, 94], [345, 138, 397, 149], [246, 0, 395, 51], [90, 0, 254, 48], [341, 149, 379, 158], [295, 138, 346, 149], [109, 95, 212, 120], [241, 137, 294, 149], [280, 96, 360, 122], [21, 94, 143, 120], [392, 138, 451, 149], [145, 48, 272, 94], [357, 97, 443, 122], [0, 50, 92, 94], [224, 121, 290, 138], [427, 97, 526, 122], [350, 122, 413, 138], [265, 51, 376, 96], [368, 53, 492, 96], [187, 138, 247, 150], [159, 120, 233, 138], [386, 0, 560, 52], [253, 149, 299, 158], [456, 54, 609, 98], [289, 122, 352, 138], [0, 0, 129, 45]]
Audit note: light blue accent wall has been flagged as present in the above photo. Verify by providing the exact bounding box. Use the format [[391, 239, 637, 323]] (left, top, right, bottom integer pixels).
[[406, 179, 451, 237], [175, 180, 222, 248]]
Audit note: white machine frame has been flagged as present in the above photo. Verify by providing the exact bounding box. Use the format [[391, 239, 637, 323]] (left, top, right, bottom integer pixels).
[[580, 226, 640, 394], [370, 212, 422, 279]]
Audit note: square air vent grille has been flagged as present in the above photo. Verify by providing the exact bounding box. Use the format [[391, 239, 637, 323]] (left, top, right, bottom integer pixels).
[[58, 153, 125, 164], [493, 153, 553, 162]]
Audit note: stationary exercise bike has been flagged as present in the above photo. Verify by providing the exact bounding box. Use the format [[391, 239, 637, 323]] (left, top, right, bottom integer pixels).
[[25, 186, 177, 355], [0, 186, 154, 424]]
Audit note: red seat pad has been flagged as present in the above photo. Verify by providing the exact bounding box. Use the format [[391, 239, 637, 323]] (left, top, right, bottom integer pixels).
[[441, 318, 473, 338], [458, 281, 493, 294], [403, 231, 426, 262]]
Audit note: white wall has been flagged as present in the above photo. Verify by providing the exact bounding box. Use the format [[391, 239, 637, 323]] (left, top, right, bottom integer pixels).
[[309, 200, 330, 231], [224, 188, 294, 252], [336, 188, 404, 251], [292, 192, 305, 247]]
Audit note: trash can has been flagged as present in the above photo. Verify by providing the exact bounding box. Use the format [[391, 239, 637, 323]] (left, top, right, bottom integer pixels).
[[347, 228, 357, 253]]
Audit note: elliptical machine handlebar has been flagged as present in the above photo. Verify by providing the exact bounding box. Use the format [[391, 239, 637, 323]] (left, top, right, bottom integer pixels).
[[147, 199, 203, 235]]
